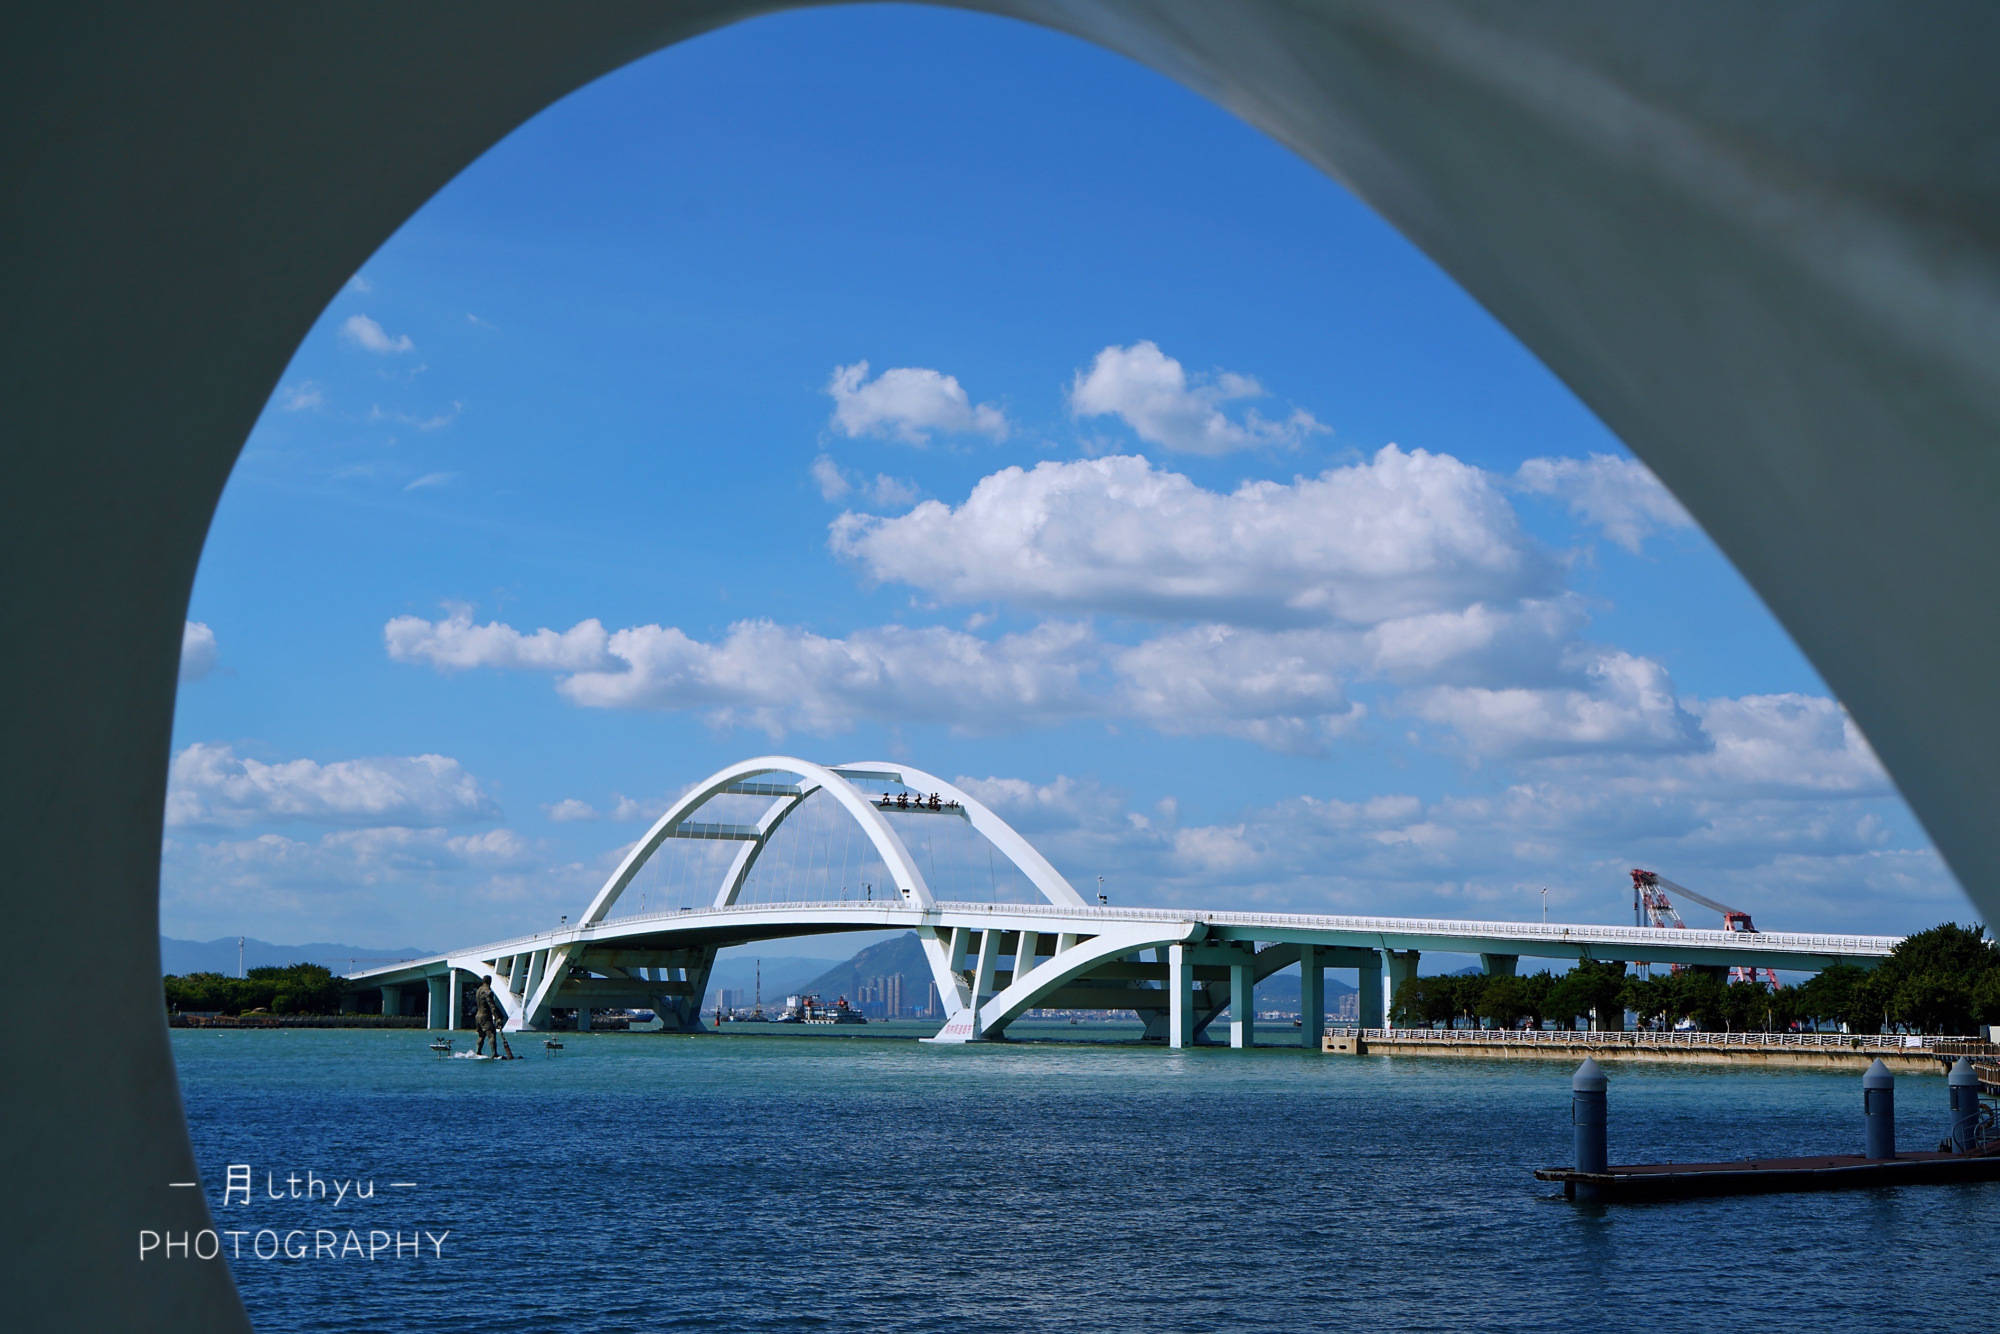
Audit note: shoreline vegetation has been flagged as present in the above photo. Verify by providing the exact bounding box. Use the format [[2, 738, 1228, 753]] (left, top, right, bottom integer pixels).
[[1389, 922, 2000, 1037]]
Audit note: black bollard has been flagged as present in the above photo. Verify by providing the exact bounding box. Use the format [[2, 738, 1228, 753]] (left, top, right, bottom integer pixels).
[[1572, 1058, 1608, 1201], [1949, 1057, 1980, 1154], [1862, 1058, 1896, 1160]]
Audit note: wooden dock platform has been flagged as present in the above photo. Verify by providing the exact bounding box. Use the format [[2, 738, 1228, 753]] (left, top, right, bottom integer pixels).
[[1535, 1149, 2000, 1200], [1327, 1026, 1995, 1072]]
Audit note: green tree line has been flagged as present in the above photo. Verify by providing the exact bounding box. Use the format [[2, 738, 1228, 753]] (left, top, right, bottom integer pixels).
[[163, 963, 345, 1016], [1390, 922, 2000, 1035]]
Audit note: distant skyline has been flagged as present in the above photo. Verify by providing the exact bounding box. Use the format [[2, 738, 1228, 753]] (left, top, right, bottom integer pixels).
[[165, 5, 1966, 950]]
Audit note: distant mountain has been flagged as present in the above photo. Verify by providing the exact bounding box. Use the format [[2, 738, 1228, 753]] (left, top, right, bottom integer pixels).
[[797, 933, 934, 1008], [704, 953, 854, 1010], [160, 936, 433, 977]]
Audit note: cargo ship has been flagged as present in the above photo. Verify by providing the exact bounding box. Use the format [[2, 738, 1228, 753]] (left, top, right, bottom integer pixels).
[[774, 992, 868, 1025]]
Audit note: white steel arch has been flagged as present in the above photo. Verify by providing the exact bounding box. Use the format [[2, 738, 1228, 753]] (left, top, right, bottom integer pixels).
[[835, 760, 1087, 908], [580, 755, 938, 923]]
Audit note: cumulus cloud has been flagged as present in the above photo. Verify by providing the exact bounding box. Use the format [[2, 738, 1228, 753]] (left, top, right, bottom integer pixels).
[[827, 361, 1008, 444], [385, 604, 612, 673], [831, 448, 1553, 626], [180, 621, 219, 682], [811, 454, 918, 508], [166, 743, 500, 829], [1112, 625, 1365, 753], [543, 798, 599, 823], [1407, 649, 1703, 758], [1067, 341, 1326, 454], [1515, 452, 1694, 552], [340, 313, 415, 355]]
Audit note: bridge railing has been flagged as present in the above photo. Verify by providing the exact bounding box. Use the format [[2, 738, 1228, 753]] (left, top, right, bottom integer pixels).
[[1338, 1026, 1996, 1055]]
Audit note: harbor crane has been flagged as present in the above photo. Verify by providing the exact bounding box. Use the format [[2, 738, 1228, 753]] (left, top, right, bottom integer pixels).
[[1630, 868, 1783, 987]]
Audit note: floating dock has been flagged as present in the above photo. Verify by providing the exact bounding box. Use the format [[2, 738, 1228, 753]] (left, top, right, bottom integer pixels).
[[1536, 1150, 2000, 1200]]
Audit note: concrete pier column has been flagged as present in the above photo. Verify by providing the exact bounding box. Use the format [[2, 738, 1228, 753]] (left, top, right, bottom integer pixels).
[[1479, 953, 1518, 977], [577, 1007, 593, 1033], [1299, 945, 1323, 1049], [380, 984, 403, 1019], [1949, 1057, 1980, 1153], [1168, 944, 1195, 1049], [1229, 959, 1254, 1049], [1015, 930, 1040, 985], [970, 928, 1000, 1037], [1571, 1058, 1608, 1203], [1863, 1058, 1896, 1159], [425, 975, 448, 1030], [1384, 950, 1421, 1027], [447, 969, 463, 1031], [1357, 955, 1384, 1029]]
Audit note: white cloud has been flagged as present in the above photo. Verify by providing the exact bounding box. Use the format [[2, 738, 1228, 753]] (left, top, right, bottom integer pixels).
[[166, 743, 500, 829], [1067, 341, 1326, 454], [827, 361, 1008, 444], [276, 381, 324, 412], [180, 621, 219, 682], [345, 275, 373, 294], [385, 604, 612, 673], [811, 454, 918, 508], [1408, 649, 1703, 758], [610, 795, 658, 822], [1112, 625, 1365, 753], [372, 402, 461, 432], [1515, 452, 1694, 552], [543, 798, 599, 823], [384, 609, 1378, 750], [403, 471, 459, 491], [340, 313, 415, 355], [831, 448, 1552, 626]]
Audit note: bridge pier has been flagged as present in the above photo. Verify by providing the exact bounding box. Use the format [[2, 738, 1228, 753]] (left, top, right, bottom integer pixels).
[[1168, 944, 1195, 1048], [381, 984, 404, 1019], [425, 975, 449, 1030], [1385, 950, 1421, 1025], [577, 1007, 592, 1033], [1480, 953, 1518, 977], [1357, 956, 1383, 1028], [1229, 958, 1254, 1049], [447, 969, 463, 1030], [1299, 945, 1323, 1048]]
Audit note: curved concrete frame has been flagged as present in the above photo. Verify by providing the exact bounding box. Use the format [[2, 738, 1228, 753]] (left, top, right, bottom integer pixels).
[[8, 3, 1998, 1328]]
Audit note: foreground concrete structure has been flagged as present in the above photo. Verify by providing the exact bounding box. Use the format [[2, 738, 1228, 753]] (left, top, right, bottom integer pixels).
[[5, 3, 1996, 1328], [351, 756, 1901, 1046]]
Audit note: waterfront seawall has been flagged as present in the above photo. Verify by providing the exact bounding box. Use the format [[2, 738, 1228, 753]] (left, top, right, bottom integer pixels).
[[1326, 1027, 1993, 1074]]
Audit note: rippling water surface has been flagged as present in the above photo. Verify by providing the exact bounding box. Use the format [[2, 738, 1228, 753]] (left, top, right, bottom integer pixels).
[[175, 1027, 1997, 1331]]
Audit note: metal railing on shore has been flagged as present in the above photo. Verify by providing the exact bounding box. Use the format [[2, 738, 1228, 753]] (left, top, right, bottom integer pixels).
[[1334, 1026, 1997, 1057]]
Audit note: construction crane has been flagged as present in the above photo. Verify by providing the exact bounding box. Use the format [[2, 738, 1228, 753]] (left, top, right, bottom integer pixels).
[[1629, 868, 1782, 987]]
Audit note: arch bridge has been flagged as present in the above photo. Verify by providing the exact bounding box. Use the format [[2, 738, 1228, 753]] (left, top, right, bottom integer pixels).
[[347, 755, 1902, 1048]]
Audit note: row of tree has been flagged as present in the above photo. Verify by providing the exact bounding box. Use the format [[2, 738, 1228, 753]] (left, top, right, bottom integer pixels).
[[163, 963, 345, 1016], [1389, 922, 2000, 1035]]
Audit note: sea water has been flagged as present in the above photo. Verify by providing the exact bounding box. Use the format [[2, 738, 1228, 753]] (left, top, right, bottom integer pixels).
[[174, 1026, 1999, 1331]]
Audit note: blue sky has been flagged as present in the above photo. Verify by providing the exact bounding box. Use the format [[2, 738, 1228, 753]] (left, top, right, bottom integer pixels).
[[163, 4, 1966, 953]]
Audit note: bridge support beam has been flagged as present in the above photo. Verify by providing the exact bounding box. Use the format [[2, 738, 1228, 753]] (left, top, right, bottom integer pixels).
[[447, 969, 463, 1031], [1356, 957, 1383, 1028], [426, 975, 449, 1030], [1229, 959, 1254, 1049], [1168, 944, 1195, 1049], [381, 984, 404, 1019], [1385, 950, 1421, 1025], [1299, 945, 1322, 1048], [1480, 954, 1518, 977], [577, 1007, 592, 1033]]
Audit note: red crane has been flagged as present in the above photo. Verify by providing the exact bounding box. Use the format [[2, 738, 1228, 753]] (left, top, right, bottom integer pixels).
[[1629, 868, 1782, 987]]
